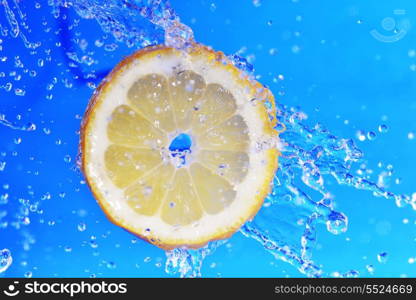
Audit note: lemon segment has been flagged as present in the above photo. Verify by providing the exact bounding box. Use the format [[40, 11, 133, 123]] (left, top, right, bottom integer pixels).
[[127, 74, 176, 133], [198, 115, 249, 151], [160, 168, 204, 226], [104, 145, 162, 188], [191, 83, 237, 135], [190, 163, 236, 214], [195, 150, 249, 184], [81, 44, 279, 249], [169, 70, 206, 131], [107, 105, 167, 148], [125, 163, 175, 216]]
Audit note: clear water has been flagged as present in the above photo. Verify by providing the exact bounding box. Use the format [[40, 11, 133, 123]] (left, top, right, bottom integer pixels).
[[1, 0, 416, 278]]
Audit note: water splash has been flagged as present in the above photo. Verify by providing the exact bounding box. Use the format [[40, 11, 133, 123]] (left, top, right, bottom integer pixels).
[[0, 249, 12, 273], [165, 241, 225, 278], [67, 0, 194, 49], [0, 114, 36, 131]]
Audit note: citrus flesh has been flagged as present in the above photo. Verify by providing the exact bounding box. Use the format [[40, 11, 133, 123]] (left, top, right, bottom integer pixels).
[[81, 44, 279, 249]]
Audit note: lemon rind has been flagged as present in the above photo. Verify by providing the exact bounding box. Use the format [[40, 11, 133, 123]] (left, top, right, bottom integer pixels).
[[80, 44, 280, 250]]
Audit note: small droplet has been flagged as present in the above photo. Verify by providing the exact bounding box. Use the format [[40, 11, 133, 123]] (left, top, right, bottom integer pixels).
[[356, 130, 366, 141], [252, 0, 261, 7], [90, 240, 98, 248], [367, 131, 376, 140], [366, 264, 375, 274], [269, 48, 278, 56], [106, 261, 116, 269], [378, 124, 389, 133], [77, 222, 86, 232], [24, 271, 33, 278], [377, 252, 388, 263], [326, 212, 348, 235], [14, 88, 25, 96], [291, 45, 300, 54]]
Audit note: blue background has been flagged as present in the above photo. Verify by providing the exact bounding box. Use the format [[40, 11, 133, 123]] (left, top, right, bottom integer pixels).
[[0, 0, 416, 277]]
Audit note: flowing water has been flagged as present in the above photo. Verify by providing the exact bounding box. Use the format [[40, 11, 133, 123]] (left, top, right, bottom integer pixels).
[[0, 0, 415, 278]]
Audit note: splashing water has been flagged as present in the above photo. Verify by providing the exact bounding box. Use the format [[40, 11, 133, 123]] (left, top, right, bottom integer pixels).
[[0, 0, 414, 277], [0, 249, 12, 273]]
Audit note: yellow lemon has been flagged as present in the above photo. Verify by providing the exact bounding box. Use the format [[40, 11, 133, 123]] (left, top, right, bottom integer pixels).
[[80, 44, 279, 249]]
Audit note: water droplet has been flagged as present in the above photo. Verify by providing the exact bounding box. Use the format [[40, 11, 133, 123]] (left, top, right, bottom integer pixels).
[[90, 240, 98, 248], [43, 128, 51, 135], [77, 222, 86, 232], [14, 88, 25, 96], [24, 271, 32, 278], [378, 124, 389, 133], [64, 155, 71, 163], [326, 212, 348, 234], [269, 48, 278, 56], [344, 270, 359, 278], [367, 131, 376, 140], [408, 132, 414, 140], [252, 0, 261, 7], [356, 130, 366, 141], [291, 45, 300, 54], [377, 252, 388, 263], [366, 264, 375, 274]]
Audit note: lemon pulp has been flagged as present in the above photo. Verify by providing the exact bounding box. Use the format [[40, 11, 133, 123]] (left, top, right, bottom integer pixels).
[[106, 70, 248, 225]]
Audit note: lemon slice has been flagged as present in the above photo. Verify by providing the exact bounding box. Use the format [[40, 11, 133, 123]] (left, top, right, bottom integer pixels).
[[80, 44, 279, 249]]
